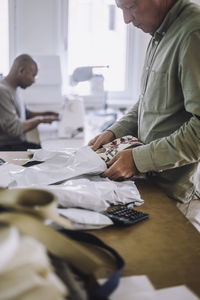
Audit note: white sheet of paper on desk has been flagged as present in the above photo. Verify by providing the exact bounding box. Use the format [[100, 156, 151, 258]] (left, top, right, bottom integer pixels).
[[130, 286, 199, 300], [108, 279, 199, 300], [99, 275, 155, 299]]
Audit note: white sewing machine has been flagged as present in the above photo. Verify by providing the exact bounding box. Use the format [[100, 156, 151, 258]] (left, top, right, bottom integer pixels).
[[58, 95, 85, 139], [58, 66, 109, 138]]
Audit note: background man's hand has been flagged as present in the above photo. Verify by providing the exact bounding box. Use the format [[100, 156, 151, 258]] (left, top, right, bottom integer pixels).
[[88, 130, 116, 151], [101, 149, 139, 180], [23, 115, 59, 132], [41, 111, 59, 118], [40, 115, 59, 123]]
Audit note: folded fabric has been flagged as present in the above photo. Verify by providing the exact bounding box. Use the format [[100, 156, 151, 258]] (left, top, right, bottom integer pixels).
[[96, 135, 143, 163]]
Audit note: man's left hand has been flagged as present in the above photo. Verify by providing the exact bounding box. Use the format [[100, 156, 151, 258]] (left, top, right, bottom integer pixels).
[[101, 149, 139, 180]]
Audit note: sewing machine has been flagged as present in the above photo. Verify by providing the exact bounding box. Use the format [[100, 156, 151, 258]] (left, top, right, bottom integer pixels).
[[58, 66, 109, 138]]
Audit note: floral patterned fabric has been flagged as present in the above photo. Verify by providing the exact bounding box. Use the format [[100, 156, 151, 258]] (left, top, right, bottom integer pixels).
[[96, 135, 143, 163]]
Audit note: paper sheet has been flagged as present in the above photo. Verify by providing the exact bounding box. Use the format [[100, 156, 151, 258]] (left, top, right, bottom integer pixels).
[[100, 275, 199, 300], [99, 275, 155, 298], [127, 286, 199, 300]]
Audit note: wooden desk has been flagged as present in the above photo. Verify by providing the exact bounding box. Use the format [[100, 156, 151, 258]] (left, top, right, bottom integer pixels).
[[1, 151, 200, 297]]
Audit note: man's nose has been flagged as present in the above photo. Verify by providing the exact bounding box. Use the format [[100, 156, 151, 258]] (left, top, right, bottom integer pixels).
[[123, 9, 132, 24]]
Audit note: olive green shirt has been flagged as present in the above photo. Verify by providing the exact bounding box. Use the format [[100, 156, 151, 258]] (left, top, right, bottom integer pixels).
[[109, 0, 200, 203]]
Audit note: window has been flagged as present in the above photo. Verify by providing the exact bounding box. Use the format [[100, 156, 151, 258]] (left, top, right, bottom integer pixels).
[[0, 0, 9, 77], [66, 0, 141, 106]]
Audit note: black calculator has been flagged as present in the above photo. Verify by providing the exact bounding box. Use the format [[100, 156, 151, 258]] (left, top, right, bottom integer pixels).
[[103, 205, 149, 225]]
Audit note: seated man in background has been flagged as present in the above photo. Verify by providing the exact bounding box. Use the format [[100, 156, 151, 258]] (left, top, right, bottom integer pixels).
[[89, 0, 200, 231], [0, 54, 59, 151]]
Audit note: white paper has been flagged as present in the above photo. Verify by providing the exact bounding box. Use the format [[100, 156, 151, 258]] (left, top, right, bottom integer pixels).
[[107, 277, 199, 300], [126, 286, 199, 300], [99, 275, 155, 298]]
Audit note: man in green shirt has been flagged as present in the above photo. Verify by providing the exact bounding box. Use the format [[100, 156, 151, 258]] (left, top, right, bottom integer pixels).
[[89, 0, 200, 231]]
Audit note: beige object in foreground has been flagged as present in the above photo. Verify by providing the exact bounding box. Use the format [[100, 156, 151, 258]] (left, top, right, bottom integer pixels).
[[0, 188, 112, 275], [0, 225, 67, 300]]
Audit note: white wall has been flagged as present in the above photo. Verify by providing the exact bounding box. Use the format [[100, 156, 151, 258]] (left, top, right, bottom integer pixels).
[[11, 0, 64, 60], [11, 0, 66, 111]]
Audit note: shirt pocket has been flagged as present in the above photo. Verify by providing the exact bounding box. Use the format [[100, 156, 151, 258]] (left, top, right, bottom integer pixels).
[[143, 70, 172, 113]]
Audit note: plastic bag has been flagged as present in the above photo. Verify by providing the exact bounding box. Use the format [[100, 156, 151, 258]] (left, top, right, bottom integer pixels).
[[10, 146, 106, 186]]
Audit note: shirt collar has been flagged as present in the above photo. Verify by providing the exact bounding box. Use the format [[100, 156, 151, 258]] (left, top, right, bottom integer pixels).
[[153, 0, 190, 41]]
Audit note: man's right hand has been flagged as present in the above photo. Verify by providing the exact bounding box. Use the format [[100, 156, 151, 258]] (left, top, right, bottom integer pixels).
[[88, 130, 116, 151]]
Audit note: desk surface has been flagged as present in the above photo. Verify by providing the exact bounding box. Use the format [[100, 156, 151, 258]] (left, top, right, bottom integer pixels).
[[1, 151, 200, 297]]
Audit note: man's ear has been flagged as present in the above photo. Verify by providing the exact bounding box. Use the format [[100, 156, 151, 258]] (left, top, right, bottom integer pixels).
[[17, 66, 25, 76]]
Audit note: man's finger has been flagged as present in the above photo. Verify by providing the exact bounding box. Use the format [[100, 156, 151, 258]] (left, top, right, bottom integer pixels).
[[106, 155, 118, 167], [102, 159, 119, 178]]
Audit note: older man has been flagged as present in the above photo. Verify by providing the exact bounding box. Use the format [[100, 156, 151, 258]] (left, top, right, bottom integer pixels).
[[0, 54, 59, 151], [89, 0, 200, 231]]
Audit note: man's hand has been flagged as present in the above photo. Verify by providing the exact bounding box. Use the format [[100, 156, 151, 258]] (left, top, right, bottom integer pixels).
[[23, 115, 59, 132], [29, 111, 59, 119], [40, 115, 59, 123], [101, 149, 139, 180], [41, 111, 59, 118], [88, 130, 116, 151]]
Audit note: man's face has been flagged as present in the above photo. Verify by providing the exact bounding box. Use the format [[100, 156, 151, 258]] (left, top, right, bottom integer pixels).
[[116, 0, 162, 33], [18, 63, 38, 89]]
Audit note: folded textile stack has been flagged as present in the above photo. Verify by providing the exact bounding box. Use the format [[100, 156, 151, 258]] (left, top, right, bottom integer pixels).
[[0, 225, 67, 300]]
